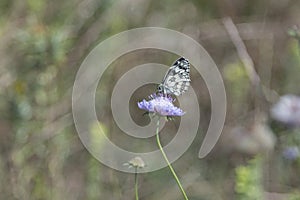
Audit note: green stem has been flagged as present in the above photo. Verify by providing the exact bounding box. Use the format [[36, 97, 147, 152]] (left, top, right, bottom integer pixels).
[[134, 167, 139, 200], [155, 118, 189, 200]]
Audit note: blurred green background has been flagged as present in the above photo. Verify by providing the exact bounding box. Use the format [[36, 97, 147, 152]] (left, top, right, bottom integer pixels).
[[1, 0, 300, 199]]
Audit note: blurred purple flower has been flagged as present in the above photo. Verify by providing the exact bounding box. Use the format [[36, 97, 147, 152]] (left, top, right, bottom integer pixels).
[[138, 94, 185, 117], [283, 146, 300, 160], [270, 94, 300, 127]]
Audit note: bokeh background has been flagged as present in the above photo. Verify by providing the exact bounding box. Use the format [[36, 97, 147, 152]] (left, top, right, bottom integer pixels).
[[1, 0, 300, 199]]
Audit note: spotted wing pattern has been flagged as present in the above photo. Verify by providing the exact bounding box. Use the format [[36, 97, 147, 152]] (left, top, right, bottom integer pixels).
[[158, 57, 191, 96]]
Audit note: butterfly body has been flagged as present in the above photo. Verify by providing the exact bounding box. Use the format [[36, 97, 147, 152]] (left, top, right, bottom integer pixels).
[[157, 57, 191, 96]]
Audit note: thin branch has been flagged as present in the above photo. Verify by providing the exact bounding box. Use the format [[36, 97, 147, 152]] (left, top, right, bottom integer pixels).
[[222, 17, 261, 86]]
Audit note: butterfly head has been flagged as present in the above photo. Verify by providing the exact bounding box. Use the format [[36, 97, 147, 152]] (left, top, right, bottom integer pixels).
[[157, 84, 165, 94]]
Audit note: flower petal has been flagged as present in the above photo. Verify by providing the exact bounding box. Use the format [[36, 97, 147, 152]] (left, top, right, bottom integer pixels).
[[138, 94, 185, 117]]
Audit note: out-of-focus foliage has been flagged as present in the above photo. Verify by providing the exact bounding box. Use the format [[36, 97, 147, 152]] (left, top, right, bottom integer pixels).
[[223, 62, 250, 115], [0, 0, 300, 199], [289, 191, 300, 200], [235, 157, 263, 200]]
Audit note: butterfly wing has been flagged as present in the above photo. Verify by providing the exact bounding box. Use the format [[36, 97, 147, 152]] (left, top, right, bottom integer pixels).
[[160, 57, 191, 96]]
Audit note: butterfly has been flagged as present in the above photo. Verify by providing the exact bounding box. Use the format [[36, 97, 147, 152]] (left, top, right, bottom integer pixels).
[[157, 57, 191, 96]]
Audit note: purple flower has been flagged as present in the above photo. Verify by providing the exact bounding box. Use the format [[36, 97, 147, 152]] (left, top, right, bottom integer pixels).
[[270, 94, 300, 127], [283, 146, 300, 160], [138, 94, 185, 117]]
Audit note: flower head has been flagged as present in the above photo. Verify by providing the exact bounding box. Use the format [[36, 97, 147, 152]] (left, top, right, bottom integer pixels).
[[283, 146, 300, 160], [124, 156, 146, 168], [270, 94, 300, 127], [138, 94, 185, 117]]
